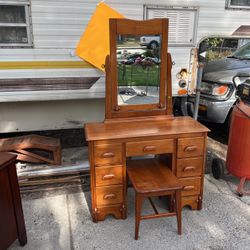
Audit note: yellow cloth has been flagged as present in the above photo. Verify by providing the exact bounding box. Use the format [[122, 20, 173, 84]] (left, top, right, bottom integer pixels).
[[76, 2, 124, 71]]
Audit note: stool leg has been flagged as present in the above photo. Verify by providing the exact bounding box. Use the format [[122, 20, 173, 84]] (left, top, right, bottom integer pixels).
[[135, 193, 143, 240], [175, 190, 182, 235]]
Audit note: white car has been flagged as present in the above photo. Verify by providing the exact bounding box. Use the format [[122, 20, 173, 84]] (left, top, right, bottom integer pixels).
[[140, 36, 160, 49]]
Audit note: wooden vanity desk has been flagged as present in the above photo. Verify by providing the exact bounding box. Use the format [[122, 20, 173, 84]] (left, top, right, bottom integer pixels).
[[85, 116, 209, 221], [85, 18, 209, 222]]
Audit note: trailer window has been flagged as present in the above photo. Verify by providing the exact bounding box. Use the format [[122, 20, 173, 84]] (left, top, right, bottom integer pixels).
[[145, 6, 197, 46], [227, 0, 250, 9], [0, 2, 32, 47]]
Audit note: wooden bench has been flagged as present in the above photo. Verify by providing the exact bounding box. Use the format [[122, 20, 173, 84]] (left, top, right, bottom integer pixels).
[[127, 159, 183, 240], [0, 135, 61, 165]]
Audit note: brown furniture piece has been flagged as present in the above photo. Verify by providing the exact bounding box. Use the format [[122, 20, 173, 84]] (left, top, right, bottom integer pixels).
[[0, 134, 61, 165], [85, 116, 209, 221], [0, 153, 27, 250], [127, 159, 182, 240], [84, 18, 209, 222]]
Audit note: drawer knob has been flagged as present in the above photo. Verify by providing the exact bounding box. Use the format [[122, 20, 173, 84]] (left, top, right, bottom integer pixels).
[[183, 166, 196, 172], [103, 193, 116, 200], [143, 145, 156, 152], [183, 185, 195, 191], [101, 152, 115, 158], [184, 145, 197, 152], [102, 174, 115, 180]]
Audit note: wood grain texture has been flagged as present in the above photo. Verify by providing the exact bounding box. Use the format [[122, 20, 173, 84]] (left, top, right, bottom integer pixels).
[[127, 159, 182, 194], [0, 166, 17, 250], [126, 139, 174, 157], [85, 116, 209, 141], [85, 18, 209, 222], [106, 18, 169, 119], [94, 143, 122, 166], [127, 158, 182, 240], [178, 177, 201, 197], [0, 135, 61, 165], [181, 195, 200, 210], [96, 185, 123, 207], [176, 157, 203, 178], [177, 137, 204, 158], [95, 165, 123, 187], [93, 204, 125, 221], [0, 153, 27, 249]]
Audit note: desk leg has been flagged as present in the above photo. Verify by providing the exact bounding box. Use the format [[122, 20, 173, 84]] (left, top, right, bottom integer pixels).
[[197, 195, 202, 210], [121, 204, 127, 219]]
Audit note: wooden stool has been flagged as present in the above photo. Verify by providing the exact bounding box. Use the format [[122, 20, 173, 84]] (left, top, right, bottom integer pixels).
[[127, 159, 183, 240], [0, 135, 61, 165]]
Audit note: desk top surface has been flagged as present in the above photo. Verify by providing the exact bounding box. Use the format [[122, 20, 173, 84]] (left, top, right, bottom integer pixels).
[[85, 116, 209, 141]]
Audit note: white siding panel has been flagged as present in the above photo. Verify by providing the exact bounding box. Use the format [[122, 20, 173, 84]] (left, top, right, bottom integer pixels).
[[0, 49, 78, 61], [1, 0, 250, 94], [0, 68, 104, 79], [0, 98, 105, 132]]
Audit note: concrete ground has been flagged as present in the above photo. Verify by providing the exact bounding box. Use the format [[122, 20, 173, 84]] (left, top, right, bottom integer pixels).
[[10, 173, 250, 250]]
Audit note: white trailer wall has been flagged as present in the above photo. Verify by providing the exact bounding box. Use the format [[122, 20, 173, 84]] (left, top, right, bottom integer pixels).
[[0, 0, 250, 132], [0, 98, 105, 133]]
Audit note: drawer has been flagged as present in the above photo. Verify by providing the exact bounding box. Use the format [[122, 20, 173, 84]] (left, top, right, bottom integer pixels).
[[179, 177, 201, 197], [94, 143, 122, 165], [126, 139, 174, 157], [95, 165, 123, 187], [177, 137, 204, 158], [96, 185, 123, 207], [176, 157, 203, 178]]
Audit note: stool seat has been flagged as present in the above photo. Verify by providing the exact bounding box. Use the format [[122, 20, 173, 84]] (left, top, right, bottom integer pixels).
[[127, 158, 183, 240], [127, 159, 182, 194]]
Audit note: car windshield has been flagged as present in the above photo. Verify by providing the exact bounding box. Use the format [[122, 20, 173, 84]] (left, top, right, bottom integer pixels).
[[232, 42, 250, 59]]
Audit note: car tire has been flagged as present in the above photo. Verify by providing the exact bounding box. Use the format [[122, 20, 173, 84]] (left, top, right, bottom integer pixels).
[[211, 158, 225, 180], [148, 41, 159, 50]]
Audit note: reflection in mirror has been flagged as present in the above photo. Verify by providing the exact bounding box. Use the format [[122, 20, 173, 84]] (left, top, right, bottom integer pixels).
[[117, 35, 161, 105]]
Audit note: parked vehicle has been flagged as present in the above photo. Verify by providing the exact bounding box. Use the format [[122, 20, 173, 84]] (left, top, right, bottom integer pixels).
[[189, 42, 250, 124], [140, 36, 160, 49], [1, 0, 250, 132]]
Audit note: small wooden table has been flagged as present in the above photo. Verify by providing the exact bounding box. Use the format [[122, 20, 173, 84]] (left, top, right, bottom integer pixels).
[[0, 153, 27, 250]]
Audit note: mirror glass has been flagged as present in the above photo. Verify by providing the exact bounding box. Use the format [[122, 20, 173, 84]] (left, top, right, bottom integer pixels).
[[117, 35, 161, 105]]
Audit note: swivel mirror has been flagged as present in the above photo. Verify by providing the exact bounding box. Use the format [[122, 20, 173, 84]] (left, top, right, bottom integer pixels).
[[105, 18, 172, 120], [117, 34, 161, 106]]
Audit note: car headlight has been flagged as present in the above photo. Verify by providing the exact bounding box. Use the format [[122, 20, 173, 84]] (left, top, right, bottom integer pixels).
[[201, 82, 230, 98]]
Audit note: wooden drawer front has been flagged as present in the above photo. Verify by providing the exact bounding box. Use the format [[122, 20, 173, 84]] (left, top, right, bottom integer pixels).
[[96, 185, 123, 207], [179, 177, 201, 197], [94, 143, 122, 165], [177, 157, 203, 178], [95, 165, 123, 187], [181, 196, 200, 210], [126, 139, 174, 157], [177, 137, 204, 158]]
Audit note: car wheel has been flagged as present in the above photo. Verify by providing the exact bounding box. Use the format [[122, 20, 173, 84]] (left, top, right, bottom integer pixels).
[[211, 158, 225, 180], [148, 41, 159, 50]]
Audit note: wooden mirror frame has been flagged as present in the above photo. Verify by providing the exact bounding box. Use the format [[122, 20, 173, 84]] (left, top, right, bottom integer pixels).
[[105, 18, 173, 120]]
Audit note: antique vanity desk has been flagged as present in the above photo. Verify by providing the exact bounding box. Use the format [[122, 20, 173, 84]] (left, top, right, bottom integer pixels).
[[85, 19, 209, 222]]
